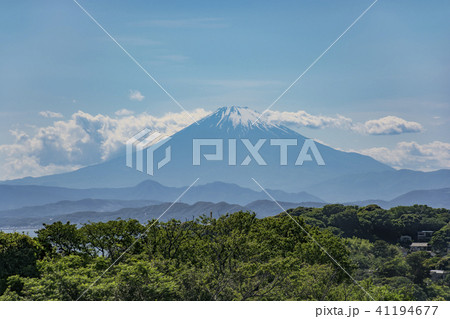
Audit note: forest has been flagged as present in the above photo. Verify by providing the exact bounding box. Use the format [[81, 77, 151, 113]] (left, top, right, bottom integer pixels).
[[0, 204, 449, 301]]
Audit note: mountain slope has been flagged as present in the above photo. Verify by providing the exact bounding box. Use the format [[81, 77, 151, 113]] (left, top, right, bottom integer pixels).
[[389, 187, 450, 208], [308, 169, 450, 202]]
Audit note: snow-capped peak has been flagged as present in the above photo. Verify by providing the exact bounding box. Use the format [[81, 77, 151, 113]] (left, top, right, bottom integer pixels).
[[208, 106, 274, 130]]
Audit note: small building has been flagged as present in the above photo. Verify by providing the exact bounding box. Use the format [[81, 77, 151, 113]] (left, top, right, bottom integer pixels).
[[430, 270, 447, 281], [417, 231, 433, 242], [410, 242, 430, 252]]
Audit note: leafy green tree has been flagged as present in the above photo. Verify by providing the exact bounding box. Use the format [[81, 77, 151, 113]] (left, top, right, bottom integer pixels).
[[376, 257, 409, 278], [322, 204, 347, 217], [372, 240, 395, 259], [80, 219, 145, 259], [406, 251, 431, 285], [107, 259, 180, 301], [37, 221, 81, 256], [430, 224, 450, 255], [358, 206, 394, 241], [329, 208, 360, 237], [0, 232, 40, 293]]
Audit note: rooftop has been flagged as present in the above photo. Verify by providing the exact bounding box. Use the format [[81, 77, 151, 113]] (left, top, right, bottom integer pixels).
[[430, 270, 446, 274], [410, 242, 429, 247]]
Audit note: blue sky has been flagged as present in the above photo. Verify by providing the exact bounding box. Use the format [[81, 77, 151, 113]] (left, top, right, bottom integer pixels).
[[0, 0, 449, 179]]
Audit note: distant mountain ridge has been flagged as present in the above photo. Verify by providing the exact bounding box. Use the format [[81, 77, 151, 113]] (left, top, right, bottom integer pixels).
[[0, 200, 323, 228], [0, 199, 162, 218], [0, 180, 323, 211], [2, 187, 450, 228]]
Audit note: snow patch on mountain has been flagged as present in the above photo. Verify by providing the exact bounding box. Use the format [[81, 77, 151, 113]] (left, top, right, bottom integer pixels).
[[216, 106, 260, 128], [198, 106, 290, 135]]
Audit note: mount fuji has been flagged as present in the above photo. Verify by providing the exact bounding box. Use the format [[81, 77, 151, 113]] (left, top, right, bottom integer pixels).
[[3, 106, 394, 194]]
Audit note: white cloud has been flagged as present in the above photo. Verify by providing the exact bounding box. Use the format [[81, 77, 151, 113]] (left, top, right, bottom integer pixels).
[[115, 109, 134, 116], [0, 108, 210, 180], [128, 90, 145, 101], [356, 141, 450, 171], [354, 116, 423, 135], [262, 111, 423, 135], [39, 111, 63, 118], [263, 110, 353, 130]]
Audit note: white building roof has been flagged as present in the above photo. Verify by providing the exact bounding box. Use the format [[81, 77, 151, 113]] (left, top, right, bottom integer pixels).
[[410, 242, 429, 247]]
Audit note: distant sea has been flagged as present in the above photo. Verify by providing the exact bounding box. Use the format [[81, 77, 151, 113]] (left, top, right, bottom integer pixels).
[[0, 228, 40, 237]]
